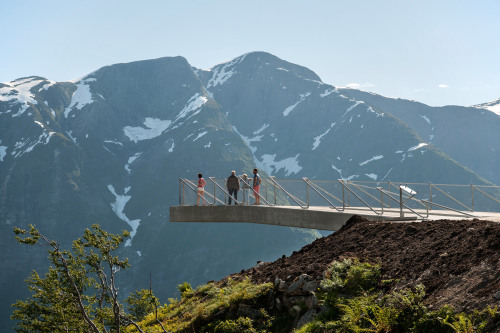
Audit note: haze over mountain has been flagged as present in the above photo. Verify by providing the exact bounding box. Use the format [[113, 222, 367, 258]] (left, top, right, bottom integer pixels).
[[1, 51, 498, 330]]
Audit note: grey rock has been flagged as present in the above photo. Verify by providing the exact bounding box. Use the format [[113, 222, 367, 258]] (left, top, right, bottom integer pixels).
[[275, 297, 283, 311], [297, 309, 317, 328], [291, 305, 302, 315], [284, 295, 306, 308], [237, 304, 261, 319], [305, 292, 318, 309], [303, 281, 319, 292], [288, 274, 308, 293], [494, 291, 500, 300]]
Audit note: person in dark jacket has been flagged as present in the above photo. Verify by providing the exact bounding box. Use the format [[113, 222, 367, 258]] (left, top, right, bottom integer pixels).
[[226, 170, 240, 205]]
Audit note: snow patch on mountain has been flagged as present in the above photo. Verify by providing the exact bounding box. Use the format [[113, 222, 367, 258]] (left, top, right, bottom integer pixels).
[[207, 53, 248, 89], [168, 140, 175, 153], [104, 140, 123, 146], [283, 92, 311, 116], [420, 115, 431, 125], [66, 130, 77, 144], [193, 131, 207, 141], [174, 93, 207, 124], [125, 152, 142, 173], [64, 78, 96, 118], [0, 77, 42, 117], [359, 155, 384, 166], [408, 143, 428, 151], [260, 153, 302, 176], [473, 98, 500, 116], [312, 122, 336, 150], [124, 117, 172, 143], [107, 185, 140, 247], [232, 126, 262, 154], [320, 88, 337, 98], [11, 131, 55, 158], [253, 123, 269, 135], [41, 81, 56, 91], [365, 173, 378, 181], [331, 164, 343, 177], [0, 140, 7, 162]]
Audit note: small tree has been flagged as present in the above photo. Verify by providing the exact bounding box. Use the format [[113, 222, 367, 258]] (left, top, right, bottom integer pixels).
[[125, 289, 158, 322], [12, 224, 144, 333]]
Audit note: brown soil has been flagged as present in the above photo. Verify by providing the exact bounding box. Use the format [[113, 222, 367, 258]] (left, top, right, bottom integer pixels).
[[237, 216, 500, 312]]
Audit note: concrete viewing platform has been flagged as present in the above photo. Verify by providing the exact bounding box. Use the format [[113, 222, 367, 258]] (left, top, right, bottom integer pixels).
[[172, 177, 500, 231], [169, 205, 500, 231]]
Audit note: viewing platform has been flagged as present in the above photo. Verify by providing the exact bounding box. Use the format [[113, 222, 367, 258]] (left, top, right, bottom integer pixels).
[[170, 177, 500, 231]]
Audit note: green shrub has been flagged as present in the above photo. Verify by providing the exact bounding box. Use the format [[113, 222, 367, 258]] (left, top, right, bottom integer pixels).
[[125, 289, 158, 321], [212, 317, 257, 333], [177, 281, 193, 298]]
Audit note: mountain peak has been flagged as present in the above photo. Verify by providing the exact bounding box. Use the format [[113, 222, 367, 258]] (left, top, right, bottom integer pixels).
[[206, 51, 322, 86], [473, 97, 500, 116]]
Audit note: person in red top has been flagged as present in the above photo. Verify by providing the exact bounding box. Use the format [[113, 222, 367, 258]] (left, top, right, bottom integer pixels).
[[253, 168, 261, 205], [196, 173, 206, 206]]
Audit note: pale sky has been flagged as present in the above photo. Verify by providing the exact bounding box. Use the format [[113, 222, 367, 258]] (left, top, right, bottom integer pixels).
[[1, 0, 499, 107]]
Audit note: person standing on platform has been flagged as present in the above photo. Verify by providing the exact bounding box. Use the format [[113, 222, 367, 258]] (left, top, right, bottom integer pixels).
[[253, 168, 261, 205], [241, 173, 251, 205], [226, 170, 240, 205], [196, 173, 206, 206]]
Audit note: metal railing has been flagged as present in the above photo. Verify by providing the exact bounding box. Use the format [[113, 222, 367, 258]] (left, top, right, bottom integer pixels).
[[178, 178, 500, 219]]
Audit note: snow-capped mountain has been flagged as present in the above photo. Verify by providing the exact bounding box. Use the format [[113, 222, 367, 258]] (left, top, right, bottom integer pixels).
[[0, 52, 497, 329], [474, 97, 500, 117], [338, 89, 500, 185]]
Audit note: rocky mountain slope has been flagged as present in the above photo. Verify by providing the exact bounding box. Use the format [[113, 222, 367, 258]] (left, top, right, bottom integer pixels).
[[130, 216, 500, 332], [1, 52, 499, 330]]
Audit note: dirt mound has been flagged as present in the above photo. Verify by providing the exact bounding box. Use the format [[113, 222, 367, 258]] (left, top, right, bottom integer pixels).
[[237, 216, 500, 312]]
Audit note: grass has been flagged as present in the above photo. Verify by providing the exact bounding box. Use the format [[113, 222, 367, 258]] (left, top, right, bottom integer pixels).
[[126, 277, 273, 332]]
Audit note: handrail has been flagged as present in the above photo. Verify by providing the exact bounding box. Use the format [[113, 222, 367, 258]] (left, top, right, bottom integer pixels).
[[180, 178, 215, 206], [420, 199, 476, 218], [268, 176, 308, 209], [238, 175, 273, 206], [307, 181, 344, 205], [303, 178, 343, 212], [179, 178, 500, 218], [208, 177, 241, 205], [377, 187, 426, 219], [472, 185, 500, 206], [348, 182, 390, 209], [430, 184, 472, 212], [339, 180, 379, 215]]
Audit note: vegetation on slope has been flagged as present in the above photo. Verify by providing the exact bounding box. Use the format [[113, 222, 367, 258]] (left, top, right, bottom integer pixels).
[[12, 220, 500, 332]]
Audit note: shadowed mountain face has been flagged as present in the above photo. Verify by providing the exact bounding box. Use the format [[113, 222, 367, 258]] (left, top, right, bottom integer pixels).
[[0, 52, 497, 330], [337, 88, 500, 185]]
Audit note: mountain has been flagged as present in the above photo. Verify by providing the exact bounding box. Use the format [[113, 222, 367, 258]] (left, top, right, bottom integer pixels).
[[337, 89, 500, 186], [1, 52, 498, 330], [474, 97, 500, 117]]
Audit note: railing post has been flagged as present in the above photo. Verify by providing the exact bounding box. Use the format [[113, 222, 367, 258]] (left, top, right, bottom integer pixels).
[[342, 180, 346, 210], [274, 182, 277, 205], [265, 178, 268, 202], [429, 182, 432, 211], [400, 185, 404, 217], [471, 184, 474, 212], [381, 190, 384, 214], [179, 179, 182, 205], [388, 181, 391, 208], [306, 181, 310, 207], [213, 181, 216, 205], [347, 180, 350, 206]]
